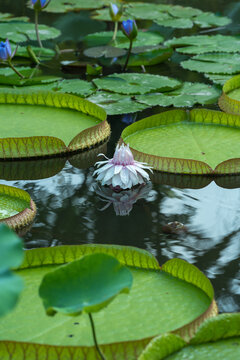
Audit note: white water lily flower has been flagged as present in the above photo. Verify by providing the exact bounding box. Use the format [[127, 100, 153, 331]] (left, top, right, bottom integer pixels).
[[93, 143, 152, 189]]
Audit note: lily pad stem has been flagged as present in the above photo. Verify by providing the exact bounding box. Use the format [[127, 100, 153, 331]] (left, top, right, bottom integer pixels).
[[7, 61, 24, 79], [35, 10, 43, 48], [88, 313, 106, 360], [112, 21, 118, 42], [123, 39, 133, 72]]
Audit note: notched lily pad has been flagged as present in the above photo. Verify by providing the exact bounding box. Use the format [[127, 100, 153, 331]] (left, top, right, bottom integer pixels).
[[0, 244, 217, 359], [0, 184, 36, 230], [120, 108, 240, 175], [93, 73, 181, 95], [0, 91, 110, 159], [135, 82, 220, 107], [84, 45, 127, 59]]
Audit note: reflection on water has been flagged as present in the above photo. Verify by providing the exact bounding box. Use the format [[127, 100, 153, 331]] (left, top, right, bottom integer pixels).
[[0, 160, 239, 313]]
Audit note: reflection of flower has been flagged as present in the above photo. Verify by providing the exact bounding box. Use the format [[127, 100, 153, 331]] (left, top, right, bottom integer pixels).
[[31, 0, 51, 10], [94, 144, 152, 190], [95, 183, 152, 216], [0, 40, 16, 61], [122, 19, 138, 40]]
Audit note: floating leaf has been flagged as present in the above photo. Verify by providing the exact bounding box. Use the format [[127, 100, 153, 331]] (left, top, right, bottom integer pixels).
[[53, 79, 96, 97], [0, 67, 61, 86], [140, 313, 240, 360], [0, 244, 216, 359], [0, 91, 109, 158], [194, 12, 231, 28], [204, 73, 232, 85], [39, 253, 133, 316], [84, 31, 164, 49], [181, 53, 240, 75], [0, 13, 30, 22], [93, 73, 181, 95], [165, 35, 240, 54], [0, 22, 61, 43], [0, 184, 36, 230], [219, 74, 240, 115], [87, 91, 149, 115], [43, 0, 111, 13], [0, 225, 24, 318], [120, 108, 240, 174], [84, 45, 126, 59], [135, 82, 221, 107], [155, 17, 193, 29], [116, 46, 173, 67]]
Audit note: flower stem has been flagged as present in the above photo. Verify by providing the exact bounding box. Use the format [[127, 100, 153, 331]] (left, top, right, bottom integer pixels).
[[123, 40, 133, 72], [35, 10, 43, 48], [88, 313, 106, 360], [8, 61, 25, 79], [112, 21, 118, 42]]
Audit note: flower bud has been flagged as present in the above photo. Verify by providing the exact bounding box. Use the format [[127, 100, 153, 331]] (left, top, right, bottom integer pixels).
[[109, 3, 123, 22], [122, 19, 138, 41], [0, 39, 15, 61], [31, 0, 51, 11]]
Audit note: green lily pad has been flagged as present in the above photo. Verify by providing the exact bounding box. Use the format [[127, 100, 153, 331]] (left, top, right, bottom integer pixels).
[[0, 225, 24, 318], [194, 12, 231, 28], [135, 82, 221, 107], [0, 22, 61, 43], [0, 184, 36, 230], [139, 313, 240, 360], [116, 46, 173, 67], [204, 73, 232, 85], [0, 13, 29, 22], [0, 67, 61, 86], [0, 244, 216, 359], [165, 35, 240, 54], [14, 46, 55, 60], [42, 0, 110, 13], [87, 91, 149, 115], [120, 108, 240, 174], [84, 31, 164, 49], [0, 91, 109, 159], [181, 53, 240, 75], [219, 74, 240, 115], [93, 73, 181, 95], [84, 45, 127, 59], [39, 253, 133, 316]]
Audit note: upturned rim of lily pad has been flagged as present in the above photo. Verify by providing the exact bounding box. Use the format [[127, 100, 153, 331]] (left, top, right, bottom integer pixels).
[[0, 184, 36, 230], [219, 74, 240, 115], [119, 108, 240, 175], [0, 91, 110, 159], [0, 244, 218, 359]]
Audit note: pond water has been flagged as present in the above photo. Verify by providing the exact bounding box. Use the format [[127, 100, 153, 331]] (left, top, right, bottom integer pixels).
[[1, 0, 240, 314]]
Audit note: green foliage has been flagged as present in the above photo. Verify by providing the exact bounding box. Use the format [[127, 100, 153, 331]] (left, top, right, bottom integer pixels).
[[181, 53, 240, 75], [165, 35, 240, 54], [135, 82, 220, 107], [0, 67, 61, 86], [39, 253, 133, 316], [0, 244, 215, 359], [0, 224, 24, 317], [84, 45, 127, 59], [93, 73, 181, 95], [0, 184, 30, 220], [121, 109, 240, 174], [140, 314, 240, 359], [0, 22, 61, 43], [42, 0, 112, 12]]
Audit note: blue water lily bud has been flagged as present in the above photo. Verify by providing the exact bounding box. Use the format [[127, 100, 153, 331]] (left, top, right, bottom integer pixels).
[[122, 19, 138, 41], [0, 39, 15, 61], [109, 3, 123, 22], [31, 0, 51, 11]]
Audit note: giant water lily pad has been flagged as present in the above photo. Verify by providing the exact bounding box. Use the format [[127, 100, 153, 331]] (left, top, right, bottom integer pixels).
[[135, 82, 220, 107], [0, 91, 110, 159], [0, 244, 217, 359], [139, 313, 240, 360], [219, 74, 240, 115], [0, 184, 36, 230], [120, 109, 240, 175], [0, 225, 24, 317], [165, 35, 240, 54], [93, 73, 181, 95]]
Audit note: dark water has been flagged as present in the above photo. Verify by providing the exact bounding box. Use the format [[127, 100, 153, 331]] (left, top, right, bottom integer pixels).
[[1, 0, 240, 313]]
